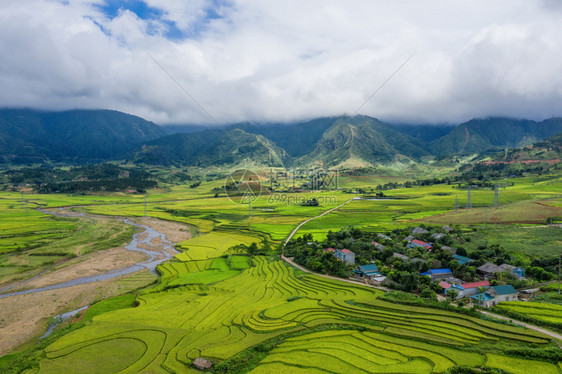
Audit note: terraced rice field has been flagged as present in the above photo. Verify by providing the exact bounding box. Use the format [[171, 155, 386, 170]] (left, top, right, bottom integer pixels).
[[496, 301, 562, 324], [30, 255, 557, 373]]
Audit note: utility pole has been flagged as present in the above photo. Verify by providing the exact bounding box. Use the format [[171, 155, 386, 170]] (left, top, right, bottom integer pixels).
[[455, 194, 459, 213], [21, 190, 24, 210], [144, 196, 147, 217], [466, 184, 472, 210], [559, 254, 560, 295], [493, 182, 500, 208], [248, 195, 252, 218]]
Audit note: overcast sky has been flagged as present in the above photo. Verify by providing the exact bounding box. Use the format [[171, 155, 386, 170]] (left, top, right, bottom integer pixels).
[[1, 0, 562, 125]]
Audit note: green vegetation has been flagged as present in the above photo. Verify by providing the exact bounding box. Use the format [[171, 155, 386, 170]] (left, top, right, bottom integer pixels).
[[0, 158, 560, 373]]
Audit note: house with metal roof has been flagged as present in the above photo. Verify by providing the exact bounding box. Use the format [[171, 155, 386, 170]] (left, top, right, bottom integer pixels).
[[477, 262, 502, 277], [446, 280, 490, 299], [421, 268, 452, 280], [477, 262, 525, 278], [377, 233, 392, 241], [452, 254, 473, 265], [409, 239, 433, 251], [392, 253, 409, 261], [412, 227, 429, 234], [470, 285, 518, 308], [353, 264, 379, 278], [336, 249, 355, 265], [371, 241, 386, 251]]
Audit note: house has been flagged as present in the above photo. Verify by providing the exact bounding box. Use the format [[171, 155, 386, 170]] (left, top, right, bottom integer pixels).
[[477, 262, 525, 278], [421, 268, 453, 280], [442, 225, 454, 232], [498, 264, 525, 278], [392, 253, 409, 261], [431, 233, 445, 240], [439, 281, 452, 293], [193, 357, 213, 370], [353, 264, 379, 278], [410, 257, 427, 264], [445, 280, 490, 299], [452, 254, 473, 265], [377, 233, 392, 241], [477, 262, 501, 278], [412, 227, 429, 234], [442, 246, 456, 254], [323, 247, 336, 253], [404, 235, 414, 242], [371, 241, 386, 251], [409, 239, 433, 251], [471, 285, 518, 308], [336, 249, 355, 265]]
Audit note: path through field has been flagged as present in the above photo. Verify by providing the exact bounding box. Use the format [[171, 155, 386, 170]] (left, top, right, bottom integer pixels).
[[481, 311, 562, 342]]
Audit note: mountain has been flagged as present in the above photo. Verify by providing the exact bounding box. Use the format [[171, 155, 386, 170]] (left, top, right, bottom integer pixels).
[[387, 123, 455, 143], [233, 118, 337, 157], [132, 128, 290, 167], [0, 109, 164, 164], [431, 117, 562, 155], [297, 116, 429, 167]]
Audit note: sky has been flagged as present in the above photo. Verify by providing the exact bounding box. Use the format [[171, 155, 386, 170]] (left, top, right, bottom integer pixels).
[[1, 0, 562, 125]]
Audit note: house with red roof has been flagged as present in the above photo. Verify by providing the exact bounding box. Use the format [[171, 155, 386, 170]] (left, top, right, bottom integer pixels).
[[446, 280, 490, 299], [323, 247, 336, 253], [336, 249, 355, 265], [408, 239, 433, 251]]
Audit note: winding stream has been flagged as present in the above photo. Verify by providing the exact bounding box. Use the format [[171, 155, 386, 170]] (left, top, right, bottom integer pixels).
[[0, 212, 180, 299]]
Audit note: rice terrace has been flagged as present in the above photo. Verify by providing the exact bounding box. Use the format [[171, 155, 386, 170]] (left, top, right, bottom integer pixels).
[[2, 1, 562, 373]]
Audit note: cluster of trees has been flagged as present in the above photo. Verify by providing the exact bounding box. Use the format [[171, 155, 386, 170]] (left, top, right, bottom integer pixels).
[[37, 178, 157, 193], [3, 164, 158, 193]]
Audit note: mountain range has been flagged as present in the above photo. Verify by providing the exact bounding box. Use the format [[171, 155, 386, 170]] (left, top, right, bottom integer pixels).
[[0, 109, 561, 168]]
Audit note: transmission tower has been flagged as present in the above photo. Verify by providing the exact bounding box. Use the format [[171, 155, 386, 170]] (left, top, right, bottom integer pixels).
[[466, 184, 472, 210], [493, 183, 500, 208]]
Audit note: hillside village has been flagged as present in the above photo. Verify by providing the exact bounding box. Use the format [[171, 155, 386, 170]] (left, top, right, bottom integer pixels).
[[285, 225, 555, 308]]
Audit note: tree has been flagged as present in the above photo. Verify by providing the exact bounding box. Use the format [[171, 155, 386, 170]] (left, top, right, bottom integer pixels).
[[447, 289, 459, 300], [421, 288, 438, 301]]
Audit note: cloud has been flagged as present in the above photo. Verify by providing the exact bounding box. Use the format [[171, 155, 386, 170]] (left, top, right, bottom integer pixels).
[[1, 0, 562, 125]]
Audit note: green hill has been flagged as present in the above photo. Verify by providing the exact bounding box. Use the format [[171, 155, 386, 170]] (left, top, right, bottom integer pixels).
[[0, 109, 164, 164], [297, 115, 429, 167], [431, 117, 562, 155], [133, 128, 290, 167]]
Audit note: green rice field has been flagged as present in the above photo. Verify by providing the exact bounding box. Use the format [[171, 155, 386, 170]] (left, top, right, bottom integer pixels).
[[0, 173, 561, 373]]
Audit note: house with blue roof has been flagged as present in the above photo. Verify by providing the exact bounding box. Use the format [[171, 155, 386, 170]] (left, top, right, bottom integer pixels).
[[353, 264, 379, 278], [420, 268, 452, 280], [470, 284, 518, 308], [452, 254, 473, 265]]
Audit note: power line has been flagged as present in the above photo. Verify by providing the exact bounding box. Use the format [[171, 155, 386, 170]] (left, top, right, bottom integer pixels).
[[352, 54, 415, 116]]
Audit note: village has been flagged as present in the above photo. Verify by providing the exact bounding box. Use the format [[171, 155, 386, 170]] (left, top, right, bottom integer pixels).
[[285, 224, 553, 309]]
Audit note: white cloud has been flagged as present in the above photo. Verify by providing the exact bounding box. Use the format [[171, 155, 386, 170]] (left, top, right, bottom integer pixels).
[[1, 0, 562, 125]]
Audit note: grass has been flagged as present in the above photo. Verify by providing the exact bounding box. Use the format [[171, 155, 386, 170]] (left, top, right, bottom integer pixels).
[[464, 225, 562, 260]]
